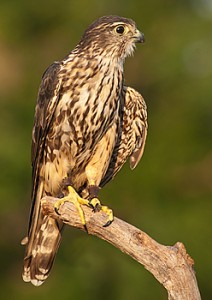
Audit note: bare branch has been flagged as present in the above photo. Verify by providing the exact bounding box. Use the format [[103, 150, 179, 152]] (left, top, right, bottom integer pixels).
[[42, 196, 201, 300]]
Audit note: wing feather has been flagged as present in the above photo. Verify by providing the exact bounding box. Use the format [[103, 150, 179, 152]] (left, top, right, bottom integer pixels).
[[29, 61, 62, 233], [100, 86, 147, 187], [23, 62, 64, 285], [129, 88, 147, 169]]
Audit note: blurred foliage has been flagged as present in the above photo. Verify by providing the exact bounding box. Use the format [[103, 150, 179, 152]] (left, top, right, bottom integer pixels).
[[0, 0, 211, 299]]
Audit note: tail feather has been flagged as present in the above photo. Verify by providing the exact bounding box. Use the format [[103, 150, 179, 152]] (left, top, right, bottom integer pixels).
[[22, 213, 64, 286]]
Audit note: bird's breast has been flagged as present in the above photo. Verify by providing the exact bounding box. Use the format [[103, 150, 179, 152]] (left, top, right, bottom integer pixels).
[[56, 65, 123, 153]]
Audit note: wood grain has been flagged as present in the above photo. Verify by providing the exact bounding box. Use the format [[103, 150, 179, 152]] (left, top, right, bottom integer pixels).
[[42, 196, 201, 300]]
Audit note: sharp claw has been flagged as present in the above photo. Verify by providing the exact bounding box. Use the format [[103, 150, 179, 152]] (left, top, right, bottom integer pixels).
[[88, 202, 97, 212], [89, 202, 94, 209], [54, 207, 61, 215], [103, 220, 113, 227], [93, 203, 101, 212], [89, 198, 101, 212], [89, 198, 113, 226], [83, 224, 88, 233]]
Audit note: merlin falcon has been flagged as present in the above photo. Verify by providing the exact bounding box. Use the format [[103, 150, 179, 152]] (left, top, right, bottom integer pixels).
[[22, 15, 148, 286]]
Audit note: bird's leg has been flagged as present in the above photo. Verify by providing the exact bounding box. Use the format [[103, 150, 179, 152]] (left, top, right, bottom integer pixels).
[[87, 185, 101, 211], [54, 185, 90, 227], [87, 184, 113, 227], [55, 125, 115, 227], [84, 131, 116, 227]]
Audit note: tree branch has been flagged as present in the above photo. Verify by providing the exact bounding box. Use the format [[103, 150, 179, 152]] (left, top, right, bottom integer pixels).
[[42, 196, 201, 300]]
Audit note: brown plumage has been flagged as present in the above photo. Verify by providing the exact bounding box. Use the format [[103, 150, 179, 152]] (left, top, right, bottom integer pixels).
[[22, 15, 147, 286]]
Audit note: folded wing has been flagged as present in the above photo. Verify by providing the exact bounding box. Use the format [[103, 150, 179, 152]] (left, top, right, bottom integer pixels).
[[100, 86, 147, 187]]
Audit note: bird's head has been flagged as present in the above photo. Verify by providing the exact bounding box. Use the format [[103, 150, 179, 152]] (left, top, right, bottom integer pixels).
[[78, 15, 144, 61]]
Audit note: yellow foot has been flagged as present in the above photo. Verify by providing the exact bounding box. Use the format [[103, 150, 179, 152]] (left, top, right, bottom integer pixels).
[[54, 186, 114, 227], [54, 186, 89, 227], [89, 198, 114, 227]]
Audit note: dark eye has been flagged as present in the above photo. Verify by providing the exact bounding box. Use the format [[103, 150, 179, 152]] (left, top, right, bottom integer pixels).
[[116, 25, 125, 34]]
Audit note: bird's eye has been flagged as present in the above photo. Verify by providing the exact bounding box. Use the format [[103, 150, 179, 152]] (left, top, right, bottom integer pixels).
[[115, 25, 125, 35]]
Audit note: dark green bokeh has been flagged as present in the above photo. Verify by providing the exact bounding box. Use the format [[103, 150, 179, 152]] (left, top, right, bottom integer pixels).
[[0, 0, 211, 299]]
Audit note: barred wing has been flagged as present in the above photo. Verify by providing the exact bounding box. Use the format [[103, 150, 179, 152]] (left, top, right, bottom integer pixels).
[[31, 62, 61, 198], [22, 62, 63, 285], [100, 86, 147, 187]]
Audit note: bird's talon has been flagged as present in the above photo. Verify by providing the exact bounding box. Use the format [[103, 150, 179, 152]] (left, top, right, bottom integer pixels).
[[94, 203, 101, 212], [83, 224, 88, 233], [103, 220, 113, 227], [89, 202, 94, 209], [88, 197, 113, 226], [54, 199, 66, 215], [54, 207, 61, 215], [54, 187, 89, 226], [101, 206, 113, 227], [89, 197, 101, 212]]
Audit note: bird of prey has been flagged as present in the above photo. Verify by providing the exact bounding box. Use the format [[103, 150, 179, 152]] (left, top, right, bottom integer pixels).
[[22, 15, 148, 286]]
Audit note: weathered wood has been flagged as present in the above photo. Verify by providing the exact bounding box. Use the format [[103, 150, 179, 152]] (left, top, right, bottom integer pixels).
[[42, 196, 201, 300]]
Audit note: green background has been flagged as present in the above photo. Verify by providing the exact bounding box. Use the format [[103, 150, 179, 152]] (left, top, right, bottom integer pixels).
[[1, 0, 211, 299]]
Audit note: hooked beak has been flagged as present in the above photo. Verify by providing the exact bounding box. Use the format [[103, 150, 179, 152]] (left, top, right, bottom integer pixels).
[[133, 29, 145, 43]]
